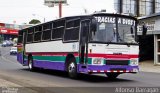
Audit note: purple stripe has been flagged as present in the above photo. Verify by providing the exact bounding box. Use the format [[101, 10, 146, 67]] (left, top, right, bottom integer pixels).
[[17, 53, 23, 64], [88, 65, 138, 71], [17, 53, 28, 66], [33, 60, 65, 71], [78, 65, 139, 73], [18, 54, 139, 73]]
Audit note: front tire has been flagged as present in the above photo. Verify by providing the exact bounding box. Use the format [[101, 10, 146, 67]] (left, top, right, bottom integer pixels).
[[67, 58, 77, 78]]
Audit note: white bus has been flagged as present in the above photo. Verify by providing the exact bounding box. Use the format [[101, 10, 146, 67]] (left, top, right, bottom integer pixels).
[[17, 13, 141, 79]]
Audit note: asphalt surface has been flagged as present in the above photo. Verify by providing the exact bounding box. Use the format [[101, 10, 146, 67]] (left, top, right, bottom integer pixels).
[[0, 47, 160, 93]]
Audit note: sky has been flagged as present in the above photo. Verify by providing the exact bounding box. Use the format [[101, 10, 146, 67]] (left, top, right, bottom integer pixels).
[[0, 0, 114, 24]]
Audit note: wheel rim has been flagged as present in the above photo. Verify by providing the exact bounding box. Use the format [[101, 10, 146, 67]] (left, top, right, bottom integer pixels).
[[68, 62, 75, 73]]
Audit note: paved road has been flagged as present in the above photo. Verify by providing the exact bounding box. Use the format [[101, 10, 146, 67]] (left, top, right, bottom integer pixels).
[[0, 47, 160, 93]]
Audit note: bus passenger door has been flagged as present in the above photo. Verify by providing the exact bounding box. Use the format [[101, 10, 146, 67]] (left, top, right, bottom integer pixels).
[[80, 20, 90, 65]]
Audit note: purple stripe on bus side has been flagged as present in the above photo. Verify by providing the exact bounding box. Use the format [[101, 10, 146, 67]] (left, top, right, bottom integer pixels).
[[18, 54, 139, 73], [87, 65, 139, 71], [33, 60, 65, 71], [17, 53, 23, 64]]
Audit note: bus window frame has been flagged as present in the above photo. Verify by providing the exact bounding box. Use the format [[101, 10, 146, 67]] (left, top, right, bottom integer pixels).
[[51, 20, 65, 41], [18, 30, 24, 44], [42, 29, 52, 41], [63, 18, 80, 43], [41, 22, 52, 41], [33, 25, 43, 43], [43, 22, 52, 31], [26, 27, 34, 44]]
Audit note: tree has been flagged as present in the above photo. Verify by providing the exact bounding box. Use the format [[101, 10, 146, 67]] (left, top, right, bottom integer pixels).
[[29, 19, 41, 24]]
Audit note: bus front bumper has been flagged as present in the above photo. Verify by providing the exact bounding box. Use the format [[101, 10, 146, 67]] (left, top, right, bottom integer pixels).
[[78, 65, 139, 74]]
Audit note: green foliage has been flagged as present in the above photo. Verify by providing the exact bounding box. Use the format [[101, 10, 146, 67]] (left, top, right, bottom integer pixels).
[[29, 19, 41, 24]]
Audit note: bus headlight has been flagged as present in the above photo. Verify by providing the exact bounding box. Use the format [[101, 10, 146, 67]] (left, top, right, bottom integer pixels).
[[92, 58, 104, 65], [130, 59, 138, 66]]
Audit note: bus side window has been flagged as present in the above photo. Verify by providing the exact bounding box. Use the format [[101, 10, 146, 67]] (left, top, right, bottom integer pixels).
[[42, 30, 51, 40], [34, 26, 42, 42], [64, 19, 80, 41], [26, 28, 34, 43], [52, 20, 65, 40]]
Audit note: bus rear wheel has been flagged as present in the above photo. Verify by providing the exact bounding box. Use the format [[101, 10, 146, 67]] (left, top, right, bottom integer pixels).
[[105, 73, 120, 79], [67, 58, 77, 79]]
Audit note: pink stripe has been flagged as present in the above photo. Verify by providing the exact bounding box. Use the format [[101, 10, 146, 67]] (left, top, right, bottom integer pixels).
[[97, 70, 101, 73], [111, 70, 114, 73], [26, 52, 138, 58], [88, 54, 138, 58]]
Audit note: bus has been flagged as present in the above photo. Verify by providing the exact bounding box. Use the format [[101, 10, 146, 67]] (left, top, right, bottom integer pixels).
[[17, 13, 140, 79]]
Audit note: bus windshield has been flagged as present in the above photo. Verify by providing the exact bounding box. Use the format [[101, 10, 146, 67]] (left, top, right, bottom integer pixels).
[[118, 23, 136, 43], [90, 16, 137, 44]]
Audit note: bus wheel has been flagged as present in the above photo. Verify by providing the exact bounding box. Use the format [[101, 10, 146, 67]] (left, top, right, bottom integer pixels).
[[105, 73, 119, 79], [67, 58, 77, 78], [28, 56, 34, 71]]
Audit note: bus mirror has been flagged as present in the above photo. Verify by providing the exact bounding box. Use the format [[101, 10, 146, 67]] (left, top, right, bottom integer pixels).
[[142, 25, 147, 36]]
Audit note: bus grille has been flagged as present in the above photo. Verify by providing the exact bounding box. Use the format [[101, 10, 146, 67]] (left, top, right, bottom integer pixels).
[[106, 60, 129, 65]]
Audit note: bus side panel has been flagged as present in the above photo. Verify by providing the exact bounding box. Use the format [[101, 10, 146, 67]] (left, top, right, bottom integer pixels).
[[17, 45, 28, 66], [25, 41, 80, 70], [17, 53, 28, 66], [17, 53, 23, 64], [31, 55, 79, 71], [32, 55, 66, 70], [34, 60, 65, 71]]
